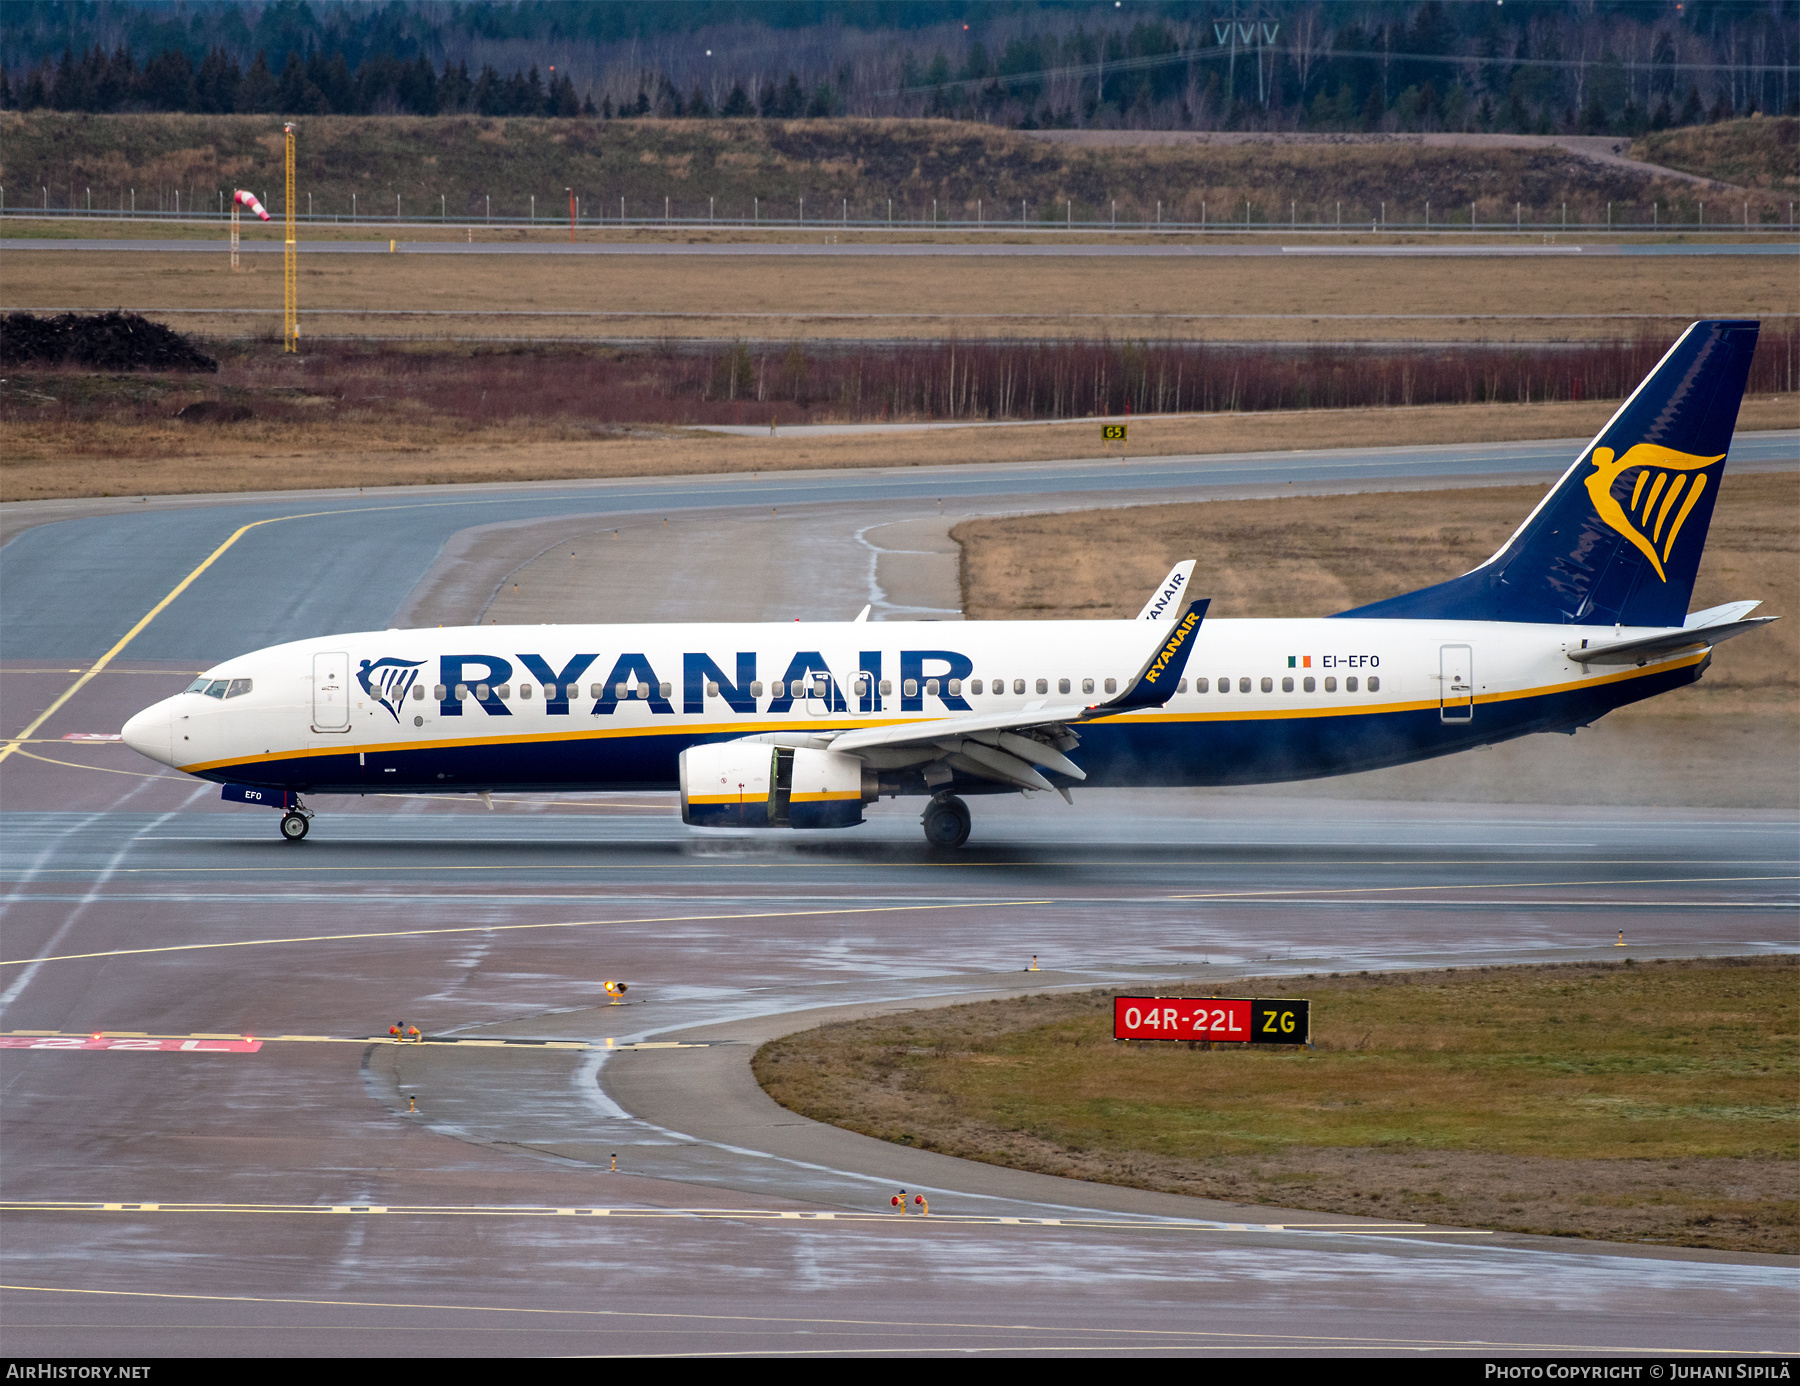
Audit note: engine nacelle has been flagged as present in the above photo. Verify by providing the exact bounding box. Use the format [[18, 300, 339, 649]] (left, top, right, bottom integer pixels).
[[680, 743, 874, 829]]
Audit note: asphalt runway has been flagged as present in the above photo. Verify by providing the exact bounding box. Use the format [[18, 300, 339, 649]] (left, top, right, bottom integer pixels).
[[5, 236, 1796, 258], [2, 438, 1796, 1356]]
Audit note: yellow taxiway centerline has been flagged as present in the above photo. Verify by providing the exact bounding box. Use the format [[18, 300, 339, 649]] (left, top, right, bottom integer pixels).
[[0, 1030, 703, 1052]]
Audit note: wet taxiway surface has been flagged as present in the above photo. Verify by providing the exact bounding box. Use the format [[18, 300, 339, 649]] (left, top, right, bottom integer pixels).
[[2, 448, 1796, 1355]]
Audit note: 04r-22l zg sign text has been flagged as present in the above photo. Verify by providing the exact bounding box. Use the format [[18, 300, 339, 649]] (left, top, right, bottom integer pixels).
[[1113, 997, 1310, 1044]]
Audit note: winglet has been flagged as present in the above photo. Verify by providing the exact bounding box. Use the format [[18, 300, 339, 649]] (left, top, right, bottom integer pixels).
[[1091, 598, 1209, 714], [1135, 560, 1197, 620]]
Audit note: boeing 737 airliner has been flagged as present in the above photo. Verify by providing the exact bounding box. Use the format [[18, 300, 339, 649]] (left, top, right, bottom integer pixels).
[[122, 320, 1774, 848]]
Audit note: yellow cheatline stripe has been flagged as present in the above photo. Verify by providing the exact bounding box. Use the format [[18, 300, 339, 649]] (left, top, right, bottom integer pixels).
[[0, 500, 446, 769], [179, 654, 1707, 777], [0, 898, 1049, 968], [790, 791, 862, 802], [0, 1284, 1751, 1355], [1168, 873, 1797, 902]]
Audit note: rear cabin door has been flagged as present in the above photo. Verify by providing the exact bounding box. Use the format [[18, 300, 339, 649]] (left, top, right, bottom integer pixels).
[[1439, 644, 1474, 723], [312, 651, 351, 731]]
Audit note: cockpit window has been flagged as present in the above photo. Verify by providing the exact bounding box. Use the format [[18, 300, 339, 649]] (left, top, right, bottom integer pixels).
[[204, 679, 230, 699], [185, 676, 212, 693], [225, 678, 253, 699]]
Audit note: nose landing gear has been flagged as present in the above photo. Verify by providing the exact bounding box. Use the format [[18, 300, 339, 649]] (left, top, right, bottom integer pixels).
[[921, 793, 970, 850]]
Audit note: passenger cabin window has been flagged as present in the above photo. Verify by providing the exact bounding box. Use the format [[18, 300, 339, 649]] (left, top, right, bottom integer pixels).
[[1104, 678, 1117, 694], [1013, 679, 1025, 695], [1177, 678, 1187, 693], [1238, 677, 1252, 693], [520, 684, 534, 699], [880, 680, 892, 696], [434, 684, 448, 700], [1368, 676, 1381, 692], [903, 679, 918, 697], [1260, 677, 1273, 693], [971, 679, 984, 695], [947, 678, 961, 696], [1082, 678, 1094, 694], [225, 678, 253, 698], [660, 681, 672, 699], [925, 679, 939, 696], [454, 683, 469, 701], [1281, 677, 1294, 693], [1035, 678, 1048, 695], [1216, 675, 1228, 694], [1303, 677, 1315, 693], [1346, 676, 1359, 692], [476, 683, 492, 700], [771, 681, 786, 698], [1058, 678, 1070, 695], [751, 681, 765, 697], [1195, 677, 1209, 693], [1324, 677, 1337, 692], [706, 682, 720, 697], [413, 685, 426, 701], [497, 684, 511, 700]]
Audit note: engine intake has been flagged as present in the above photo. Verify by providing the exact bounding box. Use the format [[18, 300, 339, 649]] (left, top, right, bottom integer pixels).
[[680, 743, 874, 829]]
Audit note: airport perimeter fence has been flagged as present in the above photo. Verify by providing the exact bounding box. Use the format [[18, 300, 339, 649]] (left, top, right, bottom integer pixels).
[[3, 193, 1798, 233]]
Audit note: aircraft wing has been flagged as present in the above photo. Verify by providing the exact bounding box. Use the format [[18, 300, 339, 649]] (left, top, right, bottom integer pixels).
[[823, 598, 1209, 796]]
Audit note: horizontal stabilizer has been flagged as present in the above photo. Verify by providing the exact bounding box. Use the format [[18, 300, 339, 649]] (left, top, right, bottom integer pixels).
[[1566, 617, 1777, 666]]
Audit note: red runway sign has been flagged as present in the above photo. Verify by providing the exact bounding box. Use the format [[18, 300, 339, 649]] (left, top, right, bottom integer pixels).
[[1113, 997, 1309, 1044], [0, 1036, 262, 1053]]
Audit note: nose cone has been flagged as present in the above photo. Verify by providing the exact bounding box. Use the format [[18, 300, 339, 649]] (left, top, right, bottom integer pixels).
[[121, 699, 175, 768]]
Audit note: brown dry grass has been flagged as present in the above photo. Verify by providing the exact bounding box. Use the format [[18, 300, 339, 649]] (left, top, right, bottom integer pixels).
[[754, 957, 1799, 1252], [4, 247, 1793, 343], [954, 470, 1798, 716], [4, 394, 1794, 505]]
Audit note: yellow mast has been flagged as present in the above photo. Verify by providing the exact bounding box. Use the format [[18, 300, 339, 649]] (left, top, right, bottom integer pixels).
[[283, 123, 297, 352]]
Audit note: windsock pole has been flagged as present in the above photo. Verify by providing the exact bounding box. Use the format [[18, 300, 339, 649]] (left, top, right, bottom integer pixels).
[[283, 124, 298, 353], [230, 198, 240, 272]]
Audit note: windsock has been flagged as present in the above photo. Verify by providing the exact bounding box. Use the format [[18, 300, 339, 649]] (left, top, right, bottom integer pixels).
[[232, 189, 270, 221]]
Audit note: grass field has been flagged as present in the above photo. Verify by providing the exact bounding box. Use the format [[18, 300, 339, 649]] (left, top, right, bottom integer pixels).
[[7, 112, 1792, 226], [753, 957, 1799, 1252], [4, 390, 1794, 505], [1633, 118, 1800, 192], [6, 245, 1794, 346]]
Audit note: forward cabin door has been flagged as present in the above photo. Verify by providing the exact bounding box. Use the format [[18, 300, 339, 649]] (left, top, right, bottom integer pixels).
[[1439, 644, 1474, 723], [312, 651, 351, 732]]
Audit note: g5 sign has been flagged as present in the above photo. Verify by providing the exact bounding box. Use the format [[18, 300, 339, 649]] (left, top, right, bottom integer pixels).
[[1113, 996, 1310, 1044]]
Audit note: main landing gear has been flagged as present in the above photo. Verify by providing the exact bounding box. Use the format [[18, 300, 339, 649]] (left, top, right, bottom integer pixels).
[[921, 793, 971, 850], [279, 800, 313, 842]]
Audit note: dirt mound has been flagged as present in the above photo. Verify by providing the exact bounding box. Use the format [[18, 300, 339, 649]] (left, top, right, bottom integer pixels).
[[175, 399, 253, 423], [0, 312, 218, 372]]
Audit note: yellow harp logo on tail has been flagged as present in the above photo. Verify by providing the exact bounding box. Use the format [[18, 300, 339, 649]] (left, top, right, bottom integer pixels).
[[1582, 443, 1723, 582]]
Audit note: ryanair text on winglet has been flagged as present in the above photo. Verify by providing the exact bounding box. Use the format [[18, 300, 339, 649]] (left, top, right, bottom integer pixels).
[[1147, 610, 1201, 680]]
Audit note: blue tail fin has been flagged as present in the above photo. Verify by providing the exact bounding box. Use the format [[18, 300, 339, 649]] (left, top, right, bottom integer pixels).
[[1334, 320, 1761, 627]]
